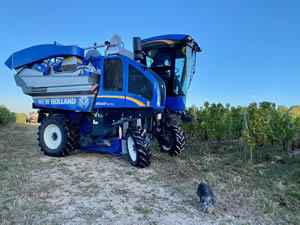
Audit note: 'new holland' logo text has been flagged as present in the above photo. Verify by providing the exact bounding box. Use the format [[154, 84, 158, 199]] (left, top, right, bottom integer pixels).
[[38, 98, 76, 105]]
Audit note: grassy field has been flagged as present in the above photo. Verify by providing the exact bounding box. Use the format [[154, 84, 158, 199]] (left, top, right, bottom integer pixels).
[[152, 141, 300, 225], [0, 123, 299, 225]]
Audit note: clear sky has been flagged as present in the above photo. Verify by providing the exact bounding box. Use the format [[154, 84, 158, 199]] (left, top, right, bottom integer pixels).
[[0, 0, 299, 113]]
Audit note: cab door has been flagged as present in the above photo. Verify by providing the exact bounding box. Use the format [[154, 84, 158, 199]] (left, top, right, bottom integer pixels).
[[94, 57, 126, 108], [125, 62, 154, 108]]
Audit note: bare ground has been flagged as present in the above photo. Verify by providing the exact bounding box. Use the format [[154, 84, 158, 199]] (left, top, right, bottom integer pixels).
[[0, 123, 299, 225]]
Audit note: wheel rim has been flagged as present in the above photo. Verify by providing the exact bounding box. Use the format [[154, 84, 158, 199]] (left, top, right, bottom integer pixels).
[[43, 124, 62, 150], [127, 136, 137, 162], [162, 130, 172, 151]]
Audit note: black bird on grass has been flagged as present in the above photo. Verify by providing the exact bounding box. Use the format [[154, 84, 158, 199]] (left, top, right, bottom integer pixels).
[[197, 183, 215, 213]]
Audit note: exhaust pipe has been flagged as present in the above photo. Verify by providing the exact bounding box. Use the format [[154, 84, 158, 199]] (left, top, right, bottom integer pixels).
[[133, 37, 143, 61]]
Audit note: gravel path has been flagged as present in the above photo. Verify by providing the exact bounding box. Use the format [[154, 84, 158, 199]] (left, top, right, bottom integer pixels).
[[29, 151, 255, 225], [0, 124, 264, 225]]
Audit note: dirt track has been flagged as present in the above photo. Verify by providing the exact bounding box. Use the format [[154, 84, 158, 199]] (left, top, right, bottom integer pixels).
[[0, 124, 283, 225]]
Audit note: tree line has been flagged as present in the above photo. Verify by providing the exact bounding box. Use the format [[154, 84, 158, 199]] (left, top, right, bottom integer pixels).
[[182, 102, 300, 154], [0, 105, 16, 126]]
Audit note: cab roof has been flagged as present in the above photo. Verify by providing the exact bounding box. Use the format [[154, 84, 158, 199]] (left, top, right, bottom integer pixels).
[[141, 34, 201, 52], [141, 34, 188, 43]]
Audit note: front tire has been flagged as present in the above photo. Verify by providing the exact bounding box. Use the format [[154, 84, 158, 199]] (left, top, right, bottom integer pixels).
[[126, 128, 151, 168], [38, 114, 78, 157], [159, 126, 185, 157]]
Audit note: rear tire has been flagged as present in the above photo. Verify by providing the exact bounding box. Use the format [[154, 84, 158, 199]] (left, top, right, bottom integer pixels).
[[159, 126, 185, 157], [37, 114, 78, 157], [126, 128, 151, 168]]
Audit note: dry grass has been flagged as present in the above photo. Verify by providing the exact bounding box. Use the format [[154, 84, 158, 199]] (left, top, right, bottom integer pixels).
[[0, 123, 51, 224], [0, 123, 299, 225], [150, 140, 300, 225]]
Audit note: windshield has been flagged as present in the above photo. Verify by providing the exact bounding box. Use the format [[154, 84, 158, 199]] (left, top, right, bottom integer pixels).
[[174, 46, 195, 96], [144, 45, 196, 97]]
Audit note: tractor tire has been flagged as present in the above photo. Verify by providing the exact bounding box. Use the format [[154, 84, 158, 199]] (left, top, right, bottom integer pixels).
[[37, 114, 78, 157], [159, 126, 185, 157], [126, 128, 151, 168]]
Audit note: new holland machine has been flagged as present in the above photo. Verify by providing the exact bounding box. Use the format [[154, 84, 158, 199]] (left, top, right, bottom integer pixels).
[[5, 34, 201, 168]]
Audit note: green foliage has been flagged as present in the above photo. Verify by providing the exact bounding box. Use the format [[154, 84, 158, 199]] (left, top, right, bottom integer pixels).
[[231, 106, 244, 139], [270, 112, 297, 144], [10, 112, 16, 123], [183, 102, 300, 153], [183, 102, 245, 142], [0, 105, 16, 126], [242, 128, 255, 149], [249, 102, 275, 147]]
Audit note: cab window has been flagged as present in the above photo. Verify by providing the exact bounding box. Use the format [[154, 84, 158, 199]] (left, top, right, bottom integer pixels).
[[103, 58, 123, 91], [128, 65, 153, 101], [145, 48, 171, 80]]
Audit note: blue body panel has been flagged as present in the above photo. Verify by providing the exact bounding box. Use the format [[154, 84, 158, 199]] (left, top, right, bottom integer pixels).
[[94, 55, 165, 111], [165, 96, 186, 111], [142, 34, 187, 43], [5, 44, 84, 69], [31, 55, 165, 112], [80, 139, 127, 157]]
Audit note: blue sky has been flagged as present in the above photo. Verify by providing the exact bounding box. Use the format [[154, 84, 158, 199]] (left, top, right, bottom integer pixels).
[[0, 0, 299, 113]]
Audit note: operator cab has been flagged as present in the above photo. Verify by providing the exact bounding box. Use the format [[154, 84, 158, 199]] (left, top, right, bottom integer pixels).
[[142, 34, 201, 111]]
